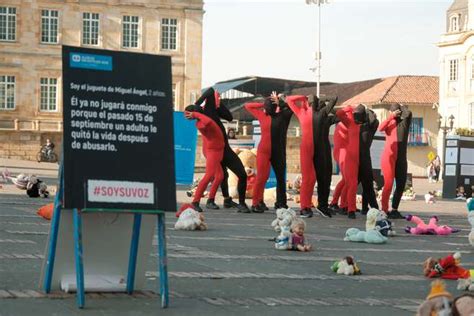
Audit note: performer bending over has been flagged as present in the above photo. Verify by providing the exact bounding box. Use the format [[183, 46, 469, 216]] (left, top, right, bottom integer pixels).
[[379, 103, 412, 219], [185, 107, 224, 212], [193, 88, 250, 213]]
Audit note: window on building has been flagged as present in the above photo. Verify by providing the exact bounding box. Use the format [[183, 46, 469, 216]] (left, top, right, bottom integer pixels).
[[0, 7, 16, 41], [40, 78, 58, 111], [161, 18, 178, 50], [82, 12, 99, 45], [449, 59, 459, 81], [122, 15, 139, 48], [408, 117, 427, 146], [41, 9, 59, 44], [450, 15, 459, 32], [0, 75, 15, 110]]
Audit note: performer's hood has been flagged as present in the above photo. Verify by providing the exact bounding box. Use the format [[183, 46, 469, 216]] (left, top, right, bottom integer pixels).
[[308, 94, 322, 111], [353, 104, 367, 124], [264, 98, 276, 116], [389, 103, 402, 122]]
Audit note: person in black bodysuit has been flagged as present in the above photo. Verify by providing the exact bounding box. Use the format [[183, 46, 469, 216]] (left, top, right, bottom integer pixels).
[[310, 95, 338, 218], [358, 107, 379, 215], [268, 94, 294, 209], [193, 88, 250, 213]]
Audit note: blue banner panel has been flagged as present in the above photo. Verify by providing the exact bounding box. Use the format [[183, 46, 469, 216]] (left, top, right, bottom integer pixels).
[[174, 111, 197, 185]]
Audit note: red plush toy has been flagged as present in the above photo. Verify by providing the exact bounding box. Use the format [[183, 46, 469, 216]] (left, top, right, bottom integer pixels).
[[423, 252, 470, 280]]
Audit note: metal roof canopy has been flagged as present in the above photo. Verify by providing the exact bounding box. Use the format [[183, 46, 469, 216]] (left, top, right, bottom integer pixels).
[[206, 76, 318, 97]]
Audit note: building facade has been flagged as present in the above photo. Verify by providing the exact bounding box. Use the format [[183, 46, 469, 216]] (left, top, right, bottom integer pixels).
[[438, 0, 474, 134], [0, 0, 203, 160]]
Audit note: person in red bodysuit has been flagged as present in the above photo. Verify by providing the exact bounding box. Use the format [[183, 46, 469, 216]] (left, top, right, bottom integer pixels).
[[184, 106, 225, 212], [286, 95, 316, 218], [245, 101, 272, 212], [335, 105, 366, 219], [329, 122, 348, 213], [379, 103, 412, 219]]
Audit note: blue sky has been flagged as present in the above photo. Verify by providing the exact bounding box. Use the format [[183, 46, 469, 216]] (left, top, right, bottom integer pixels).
[[202, 0, 453, 86]]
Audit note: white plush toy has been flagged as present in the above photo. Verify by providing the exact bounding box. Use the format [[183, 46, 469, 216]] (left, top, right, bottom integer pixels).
[[365, 208, 383, 231], [467, 198, 474, 247], [457, 272, 474, 292], [271, 208, 297, 233], [271, 208, 297, 250], [331, 256, 361, 275], [174, 204, 207, 231]]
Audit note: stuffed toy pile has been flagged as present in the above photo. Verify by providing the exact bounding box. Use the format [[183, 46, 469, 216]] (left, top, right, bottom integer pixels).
[[423, 252, 470, 280], [331, 256, 361, 276], [344, 208, 388, 244], [174, 204, 207, 231], [366, 208, 395, 237], [405, 215, 459, 235], [467, 198, 474, 246], [416, 280, 453, 316], [271, 208, 297, 250]]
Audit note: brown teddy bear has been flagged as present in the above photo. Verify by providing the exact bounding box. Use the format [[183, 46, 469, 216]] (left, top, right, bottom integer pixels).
[[228, 148, 257, 199]]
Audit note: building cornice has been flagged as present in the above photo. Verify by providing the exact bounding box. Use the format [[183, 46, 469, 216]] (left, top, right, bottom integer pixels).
[[438, 30, 474, 47]]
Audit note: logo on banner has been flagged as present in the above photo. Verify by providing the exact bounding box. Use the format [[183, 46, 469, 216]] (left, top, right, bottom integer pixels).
[[70, 52, 113, 71], [88, 180, 154, 204]]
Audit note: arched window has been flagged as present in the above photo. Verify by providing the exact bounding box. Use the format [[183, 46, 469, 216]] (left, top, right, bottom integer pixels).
[[450, 15, 459, 32]]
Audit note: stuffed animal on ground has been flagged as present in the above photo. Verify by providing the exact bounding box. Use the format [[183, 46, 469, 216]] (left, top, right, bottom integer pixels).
[[365, 208, 395, 236], [26, 175, 49, 198], [272, 208, 297, 250], [467, 198, 474, 246], [290, 219, 311, 252], [228, 148, 256, 199], [174, 204, 207, 231], [401, 187, 416, 201], [10, 173, 29, 190], [405, 215, 460, 235], [37, 203, 54, 220], [344, 227, 387, 244], [457, 270, 474, 292], [271, 208, 297, 233], [416, 280, 453, 316], [331, 256, 361, 275], [423, 252, 470, 280], [366, 208, 384, 231], [451, 293, 474, 316], [424, 191, 436, 204]]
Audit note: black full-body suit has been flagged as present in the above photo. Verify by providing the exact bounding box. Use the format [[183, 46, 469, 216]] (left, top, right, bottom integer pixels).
[[311, 96, 338, 210], [194, 88, 247, 205], [269, 99, 293, 208], [359, 108, 379, 212]]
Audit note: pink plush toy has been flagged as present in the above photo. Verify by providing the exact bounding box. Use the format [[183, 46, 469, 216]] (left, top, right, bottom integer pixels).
[[404, 215, 460, 235]]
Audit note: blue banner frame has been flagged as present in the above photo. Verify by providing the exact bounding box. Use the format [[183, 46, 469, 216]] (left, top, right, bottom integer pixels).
[[174, 112, 197, 185]]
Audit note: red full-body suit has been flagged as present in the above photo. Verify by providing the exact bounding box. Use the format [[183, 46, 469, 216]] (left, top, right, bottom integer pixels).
[[286, 95, 315, 210], [336, 106, 360, 214], [330, 122, 348, 208], [189, 111, 225, 203], [245, 102, 272, 207]]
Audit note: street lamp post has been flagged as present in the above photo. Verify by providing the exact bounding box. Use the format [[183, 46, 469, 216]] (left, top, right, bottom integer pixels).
[[306, 0, 329, 98], [438, 114, 455, 176]]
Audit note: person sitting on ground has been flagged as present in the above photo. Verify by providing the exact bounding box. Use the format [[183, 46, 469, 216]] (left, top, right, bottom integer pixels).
[[43, 139, 55, 156]]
